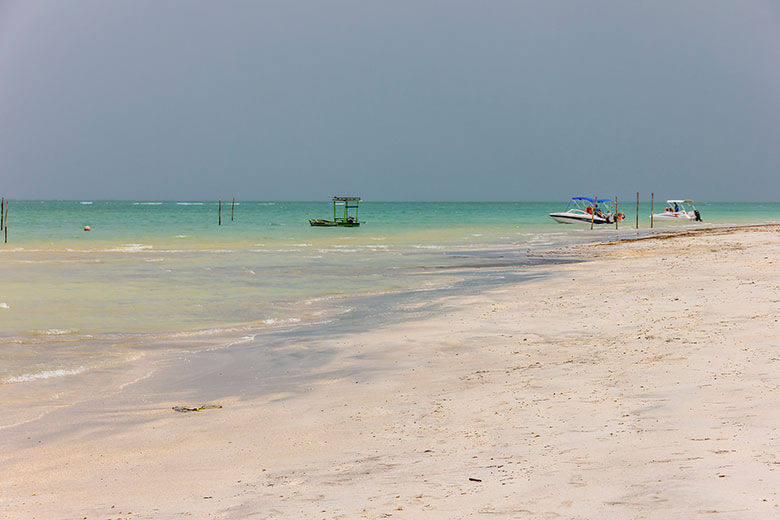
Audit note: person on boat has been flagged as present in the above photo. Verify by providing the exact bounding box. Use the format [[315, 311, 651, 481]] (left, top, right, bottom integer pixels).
[[673, 202, 680, 212]]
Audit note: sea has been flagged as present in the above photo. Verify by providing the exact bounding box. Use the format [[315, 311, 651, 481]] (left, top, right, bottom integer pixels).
[[1, 200, 779, 428]]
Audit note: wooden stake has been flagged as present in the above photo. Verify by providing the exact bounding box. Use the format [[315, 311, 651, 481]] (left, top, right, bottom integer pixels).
[[231, 198, 235, 221], [615, 195, 619, 231], [650, 192, 654, 229], [591, 195, 596, 230], [1, 197, 4, 231], [3, 200, 7, 243], [636, 192, 639, 229], [218, 200, 222, 226]]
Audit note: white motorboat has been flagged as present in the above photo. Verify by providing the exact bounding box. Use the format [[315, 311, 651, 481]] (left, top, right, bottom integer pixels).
[[550, 197, 624, 225], [652, 200, 702, 222]]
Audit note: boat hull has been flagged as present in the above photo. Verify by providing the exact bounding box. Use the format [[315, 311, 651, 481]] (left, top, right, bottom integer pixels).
[[549, 212, 610, 225], [309, 219, 360, 227], [652, 212, 695, 221]]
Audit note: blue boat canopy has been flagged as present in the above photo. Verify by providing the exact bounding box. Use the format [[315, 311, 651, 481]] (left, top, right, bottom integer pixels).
[[572, 197, 612, 203]]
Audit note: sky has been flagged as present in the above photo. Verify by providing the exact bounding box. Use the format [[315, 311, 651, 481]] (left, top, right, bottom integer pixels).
[[1, 0, 779, 201]]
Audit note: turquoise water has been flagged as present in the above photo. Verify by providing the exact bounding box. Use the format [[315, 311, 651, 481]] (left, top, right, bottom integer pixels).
[[6, 200, 780, 245], [1, 200, 779, 390]]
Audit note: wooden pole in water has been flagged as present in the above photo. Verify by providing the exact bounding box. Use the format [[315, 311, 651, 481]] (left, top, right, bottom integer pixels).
[[231, 197, 235, 221], [650, 192, 654, 229], [1, 197, 4, 231], [615, 195, 619, 230], [218, 200, 222, 226], [636, 192, 639, 229], [3, 199, 7, 243], [591, 195, 596, 230]]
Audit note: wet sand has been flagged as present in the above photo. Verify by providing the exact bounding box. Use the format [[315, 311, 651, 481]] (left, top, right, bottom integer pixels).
[[2, 224, 779, 519]]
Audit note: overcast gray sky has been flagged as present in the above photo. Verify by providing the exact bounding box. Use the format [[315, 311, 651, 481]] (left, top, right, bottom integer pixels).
[[1, 0, 779, 201]]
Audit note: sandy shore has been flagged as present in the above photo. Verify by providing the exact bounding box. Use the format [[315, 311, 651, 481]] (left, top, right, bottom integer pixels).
[[2, 225, 780, 519]]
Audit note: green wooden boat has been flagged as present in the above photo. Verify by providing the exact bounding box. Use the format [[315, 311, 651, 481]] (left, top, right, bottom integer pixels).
[[309, 197, 361, 227]]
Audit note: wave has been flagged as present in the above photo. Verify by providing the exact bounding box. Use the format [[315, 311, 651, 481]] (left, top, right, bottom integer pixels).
[[106, 244, 153, 253], [262, 317, 302, 326], [80, 201, 93, 205], [134, 202, 163, 205], [2, 365, 88, 384], [176, 202, 204, 206], [32, 328, 78, 336]]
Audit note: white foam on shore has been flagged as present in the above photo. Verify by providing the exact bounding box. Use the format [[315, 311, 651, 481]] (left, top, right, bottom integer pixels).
[[118, 371, 154, 390], [317, 248, 358, 253], [0, 302, 9, 309], [262, 317, 302, 326], [33, 328, 78, 336], [106, 244, 153, 253], [2, 365, 88, 384]]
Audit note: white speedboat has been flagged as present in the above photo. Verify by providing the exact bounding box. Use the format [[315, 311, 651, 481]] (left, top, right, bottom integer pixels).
[[652, 200, 701, 222], [550, 197, 624, 225]]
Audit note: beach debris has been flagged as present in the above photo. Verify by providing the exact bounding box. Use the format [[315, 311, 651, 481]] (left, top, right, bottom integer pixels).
[[172, 404, 222, 413], [468, 477, 482, 482], [84, 225, 90, 231]]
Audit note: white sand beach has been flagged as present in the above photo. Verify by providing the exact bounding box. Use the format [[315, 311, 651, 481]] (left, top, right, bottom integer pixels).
[[2, 225, 780, 519]]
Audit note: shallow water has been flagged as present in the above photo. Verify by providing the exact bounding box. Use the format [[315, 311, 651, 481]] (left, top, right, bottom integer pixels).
[[1, 200, 778, 391]]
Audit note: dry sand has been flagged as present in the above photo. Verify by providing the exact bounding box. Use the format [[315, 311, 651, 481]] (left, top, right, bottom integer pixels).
[[2, 225, 780, 519]]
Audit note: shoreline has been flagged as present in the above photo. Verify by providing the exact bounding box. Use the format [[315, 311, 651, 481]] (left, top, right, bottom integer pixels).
[[2, 223, 780, 518]]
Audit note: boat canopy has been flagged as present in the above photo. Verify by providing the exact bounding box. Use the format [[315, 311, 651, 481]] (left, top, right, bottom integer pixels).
[[572, 196, 612, 203], [666, 199, 694, 204]]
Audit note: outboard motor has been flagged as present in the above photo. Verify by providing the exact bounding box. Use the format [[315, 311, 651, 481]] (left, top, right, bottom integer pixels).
[[694, 209, 702, 222]]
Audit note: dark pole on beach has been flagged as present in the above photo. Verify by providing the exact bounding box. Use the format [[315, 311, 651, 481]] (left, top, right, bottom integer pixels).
[[231, 198, 235, 221], [218, 200, 222, 226], [650, 192, 654, 229], [636, 192, 639, 229]]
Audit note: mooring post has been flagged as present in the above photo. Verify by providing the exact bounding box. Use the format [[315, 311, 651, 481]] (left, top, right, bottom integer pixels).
[[635, 192, 639, 229], [218, 200, 222, 226], [650, 192, 654, 229], [231, 197, 235, 221], [1, 197, 4, 231], [3, 199, 7, 243], [591, 195, 596, 230]]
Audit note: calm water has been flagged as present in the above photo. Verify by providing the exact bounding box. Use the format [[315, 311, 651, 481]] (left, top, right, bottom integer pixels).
[[1, 200, 779, 390]]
